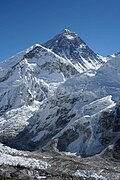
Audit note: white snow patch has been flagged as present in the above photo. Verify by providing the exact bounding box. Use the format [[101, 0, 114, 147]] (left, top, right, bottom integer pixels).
[[73, 170, 107, 180], [0, 102, 40, 134], [0, 143, 27, 156], [79, 44, 86, 49], [65, 34, 75, 40], [0, 143, 50, 169], [0, 152, 50, 169]]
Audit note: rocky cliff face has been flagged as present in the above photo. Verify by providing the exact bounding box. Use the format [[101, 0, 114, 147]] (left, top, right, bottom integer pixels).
[[43, 29, 105, 72]]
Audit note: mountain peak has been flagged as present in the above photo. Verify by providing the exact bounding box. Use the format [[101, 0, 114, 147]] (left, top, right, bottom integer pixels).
[[108, 52, 120, 58], [62, 28, 72, 33], [43, 30, 104, 71], [60, 29, 78, 40]]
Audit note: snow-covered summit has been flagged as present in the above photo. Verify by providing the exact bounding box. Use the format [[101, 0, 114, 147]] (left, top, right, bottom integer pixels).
[[43, 29, 105, 72], [60, 28, 78, 40], [107, 52, 120, 58]]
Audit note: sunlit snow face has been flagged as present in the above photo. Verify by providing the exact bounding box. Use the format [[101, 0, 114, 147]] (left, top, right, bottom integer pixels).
[[64, 34, 75, 40], [79, 44, 86, 49]]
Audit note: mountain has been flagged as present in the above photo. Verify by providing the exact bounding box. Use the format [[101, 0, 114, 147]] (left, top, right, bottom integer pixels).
[[43, 29, 106, 72], [0, 29, 120, 180], [0, 43, 79, 139], [107, 51, 120, 58], [0, 29, 106, 141], [14, 54, 120, 157]]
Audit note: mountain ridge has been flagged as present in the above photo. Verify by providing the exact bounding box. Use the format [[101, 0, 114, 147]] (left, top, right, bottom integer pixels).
[[0, 29, 120, 180], [43, 29, 105, 72], [0, 29, 119, 159]]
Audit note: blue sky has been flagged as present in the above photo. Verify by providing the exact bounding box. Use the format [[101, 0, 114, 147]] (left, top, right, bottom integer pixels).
[[0, 0, 120, 61]]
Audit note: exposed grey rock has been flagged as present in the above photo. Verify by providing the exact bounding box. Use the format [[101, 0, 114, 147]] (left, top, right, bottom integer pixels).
[[43, 29, 104, 72]]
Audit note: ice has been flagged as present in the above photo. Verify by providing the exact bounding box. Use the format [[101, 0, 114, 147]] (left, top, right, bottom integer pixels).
[[0, 29, 120, 160], [73, 170, 107, 180], [0, 143, 50, 169], [65, 34, 75, 40], [0, 152, 50, 169]]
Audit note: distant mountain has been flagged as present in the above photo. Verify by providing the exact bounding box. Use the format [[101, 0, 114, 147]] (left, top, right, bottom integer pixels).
[[43, 29, 105, 72], [107, 51, 120, 58]]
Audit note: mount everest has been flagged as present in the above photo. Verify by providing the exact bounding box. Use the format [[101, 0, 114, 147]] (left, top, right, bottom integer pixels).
[[0, 29, 120, 179], [0, 29, 105, 140]]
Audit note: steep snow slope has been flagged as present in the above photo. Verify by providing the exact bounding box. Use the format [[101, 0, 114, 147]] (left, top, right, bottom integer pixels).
[[43, 29, 105, 72], [0, 44, 79, 109], [25, 54, 120, 156], [0, 29, 106, 115], [0, 44, 80, 138]]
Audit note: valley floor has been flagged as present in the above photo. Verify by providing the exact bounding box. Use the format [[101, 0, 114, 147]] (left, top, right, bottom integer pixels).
[[0, 148, 120, 180]]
